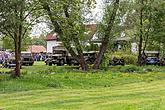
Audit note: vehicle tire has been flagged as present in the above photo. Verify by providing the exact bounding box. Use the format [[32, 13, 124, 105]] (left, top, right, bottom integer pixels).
[[60, 60, 64, 66], [49, 62, 52, 66]]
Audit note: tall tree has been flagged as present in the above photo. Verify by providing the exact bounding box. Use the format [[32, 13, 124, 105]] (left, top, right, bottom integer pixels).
[[148, 0, 165, 55], [137, 0, 144, 65], [0, 0, 40, 77], [93, 0, 120, 69], [39, 0, 95, 70]]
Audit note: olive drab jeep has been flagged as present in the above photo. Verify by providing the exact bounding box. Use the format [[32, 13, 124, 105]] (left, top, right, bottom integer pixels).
[[110, 57, 125, 66], [83, 51, 98, 65]]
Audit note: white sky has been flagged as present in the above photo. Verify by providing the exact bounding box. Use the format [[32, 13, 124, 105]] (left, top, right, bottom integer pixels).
[[30, 0, 104, 37]]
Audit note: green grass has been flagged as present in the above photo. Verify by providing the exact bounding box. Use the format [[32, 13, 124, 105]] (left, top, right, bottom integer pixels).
[[0, 62, 165, 110]]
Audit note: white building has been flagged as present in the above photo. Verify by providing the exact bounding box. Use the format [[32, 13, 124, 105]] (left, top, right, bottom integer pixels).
[[131, 42, 138, 53], [45, 32, 62, 53]]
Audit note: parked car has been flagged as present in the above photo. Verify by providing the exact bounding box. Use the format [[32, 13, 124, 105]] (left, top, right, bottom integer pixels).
[[145, 57, 159, 65], [144, 51, 160, 65]]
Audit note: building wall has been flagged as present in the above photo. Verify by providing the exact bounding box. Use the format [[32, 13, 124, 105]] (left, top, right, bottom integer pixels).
[[131, 42, 138, 54], [46, 41, 61, 53]]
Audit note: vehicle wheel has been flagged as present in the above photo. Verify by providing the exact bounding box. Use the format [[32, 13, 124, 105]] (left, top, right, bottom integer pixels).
[[68, 63, 72, 66], [60, 60, 64, 66], [49, 62, 52, 66], [86, 60, 92, 65]]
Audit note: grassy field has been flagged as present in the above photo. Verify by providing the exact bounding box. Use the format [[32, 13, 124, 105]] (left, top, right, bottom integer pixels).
[[0, 62, 165, 110]]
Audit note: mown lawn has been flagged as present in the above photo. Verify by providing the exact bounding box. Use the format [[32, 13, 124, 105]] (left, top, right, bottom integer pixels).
[[0, 62, 165, 110]]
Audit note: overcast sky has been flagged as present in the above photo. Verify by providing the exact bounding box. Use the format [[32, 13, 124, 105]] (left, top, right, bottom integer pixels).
[[30, 0, 104, 37]]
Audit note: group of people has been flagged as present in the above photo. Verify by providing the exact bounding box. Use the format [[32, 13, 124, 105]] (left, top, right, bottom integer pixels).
[[0, 51, 14, 64], [33, 53, 46, 61]]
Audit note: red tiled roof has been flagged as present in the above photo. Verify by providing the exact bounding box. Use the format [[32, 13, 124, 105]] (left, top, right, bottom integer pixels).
[[27, 45, 46, 53], [45, 32, 58, 41]]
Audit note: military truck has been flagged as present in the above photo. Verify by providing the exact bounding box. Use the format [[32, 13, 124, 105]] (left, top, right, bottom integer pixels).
[[45, 46, 98, 66], [83, 51, 98, 65], [21, 52, 34, 66], [45, 46, 79, 66]]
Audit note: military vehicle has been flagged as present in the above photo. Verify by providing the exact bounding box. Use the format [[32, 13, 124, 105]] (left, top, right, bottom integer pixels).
[[2, 55, 22, 68], [83, 51, 98, 64], [45, 46, 79, 66], [2, 57, 16, 68], [109, 57, 125, 66], [45, 46, 98, 66], [21, 52, 34, 66]]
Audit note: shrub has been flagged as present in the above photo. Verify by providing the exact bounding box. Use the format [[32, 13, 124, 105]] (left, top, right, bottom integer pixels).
[[110, 50, 138, 65], [100, 53, 111, 70], [47, 82, 61, 88], [120, 65, 140, 73]]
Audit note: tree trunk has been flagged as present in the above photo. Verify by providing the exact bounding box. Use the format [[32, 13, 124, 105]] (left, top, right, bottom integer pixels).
[[93, 41, 108, 69], [78, 54, 88, 70], [93, 0, 120, 69], [63, 41, 88, 70], [73, 38, 88, 70], [13, 3, 23, 77], [14, 34, 21, 77], [137, 0, 144, 66]]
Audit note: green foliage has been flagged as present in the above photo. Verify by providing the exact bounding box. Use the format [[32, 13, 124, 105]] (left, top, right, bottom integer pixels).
[[119, 65, 140, 73], [2, 37, 14, 50], [39, 0, 96, 70], [84, 43, 99, 51], [2, 35, 31, 51], [111, 50, 138, 65], [100, 52, 111, 70], [1, 62, 165, 92], [1, 63, 165, 109], [32, 38, 46, 46], [147, 0, 165, 53], [32, 35, 46, 47]]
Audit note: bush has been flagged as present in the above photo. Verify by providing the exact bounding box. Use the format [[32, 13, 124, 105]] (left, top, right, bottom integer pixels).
[[47, 82, 62, 88], [120, 65, 140, 73], [110, 50, 138, 65], [100, 53, 111, 70]]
